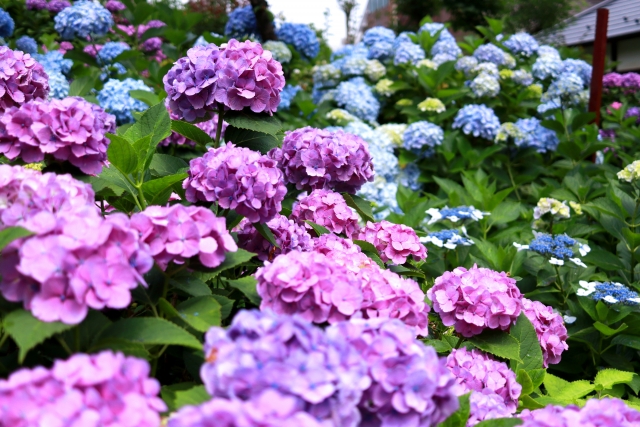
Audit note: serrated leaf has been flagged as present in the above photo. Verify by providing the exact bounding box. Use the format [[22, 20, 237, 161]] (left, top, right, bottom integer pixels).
[[125, 102, 172, 154], [171, 120, 213, 147], [224, 111, 283, 135], [528, 369, 546, 389], [98, 317, 201, 349], [543, 373, 594, 399], [468, 329, 522, 362], [89, 337, 150, 359], [510, 313, 544, 371], [304, 220, 331, 236], [353, 239, 379, 253], [211, 295, 234, 319], [594, 368, 635, 390], [130, 89, 160, 107], [107, 134, 138, 175], [0, 226, 33, 251], [253, 222, 280, 248], [68, 75, 97, 96], [439, 393, 470, 427], [195, 249, 256, 281], [4, 309, 73, 363], [517, 369, 534, 395], [227, 276, 261, 306], [98, 166, 137, 195], [342, 193, 375, 223], [149, 154, 188, 177], [224, 126, 281, 154]]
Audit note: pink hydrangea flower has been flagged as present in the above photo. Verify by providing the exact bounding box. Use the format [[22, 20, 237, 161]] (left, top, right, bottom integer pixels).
[[446, 348, 522, 413], [183, 143, 287, 223], [236, 214, 314, 261], [428, 265, 522, 337], [0, 351, 166, 427], [291, 189, 360, 237], [255, 250, 364, 324], [468, 390, 511, 426], [83, 44, 103, 57], [131, 204, 238, 270], [522, 297, 568, 367], [520, 398, 640, 427], [356, 220, 427, 265], [0, 47, 49, 112]]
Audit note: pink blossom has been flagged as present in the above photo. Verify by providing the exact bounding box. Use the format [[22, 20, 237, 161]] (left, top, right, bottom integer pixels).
[[0, 47, 49, 112], [356, 220, 427, 264], [522, 297, 568, 367], [236, 214, 313, 261], [291, 189, 360, 237]]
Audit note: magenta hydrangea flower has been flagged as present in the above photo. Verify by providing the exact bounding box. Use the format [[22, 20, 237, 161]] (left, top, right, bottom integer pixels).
[[163, 40, 285, 122], [467, 390, 511, 426], [0, 351, 166, 427], [521, 297, 568, 367], [291, 189, 360, 237], [0, 97, 116, 174], [183, 143, 286, 223], [0, 47, 49, 112], [356, 220, 427, 265], [520, 398, 640, 427], [332, 318, 460, 427], [446, 348, 521, 413], [236, 214, 313, 261], [427, 265, 523, 337], [105, 0, 126, 12], [200, 310, 371, 427], [255, 250, 364, 324], [269, 127, 374, 194], [137, 20, 166, 38], [131, 204, 238, 270], [160, 112, 227, 147]]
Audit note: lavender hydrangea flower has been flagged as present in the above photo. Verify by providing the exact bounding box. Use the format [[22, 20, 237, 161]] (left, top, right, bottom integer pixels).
[[514, 117, 559, 153], [200, 310, 371, 427], [356, 220, 427, 265], [47, 0, 71, 13], [394, 42, 426, 65], [521, 297, 568, 367], [473, 44, 507, 65], [0, 47, 49, 111], [105, 0, 126, 12], [236, 214, 314, 261], [97, 78, 152, 124], [291, 189, 360, 237], [520, 398, 640, 427], [269, 126, 374, 194], [224, 5, 257, 39], [428, 265, 522, 337], [184, 143, 286, 223], [402, 121, 444, 157], [0, 8, 14, 38], [53, 1, 113, 39], [503, 33, 539, 57], [15, 36, 38, 54], [277, 22, 320, 59], [26, 0, 47, 10], [446, 348, 522, 413], [468, 390, 512, 426], [0, 351, 166, 427], [335, 77, 380, 122], [452, 104, 501, 140]]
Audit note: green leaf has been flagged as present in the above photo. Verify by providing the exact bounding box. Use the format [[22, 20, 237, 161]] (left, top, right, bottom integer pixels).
[[125, 102, 172, 153], [130, 90, 160, 107], [510, 313, 544, 371], [594, 368, 635, 391], [528, 369, 546, 389], [149, 154, 188, 177], [439, 393, 470, 427], [540, 120, 565, 134], [89, 337, 150, 359], [253, 222, 280, 248], [304, 220, 331, 236], [107, 134, 138, 175], [353, 239, 379, 254], [342, 193, 375, 223], [162, 384, 210, 412], [519, 395, 546, 410], [0, 226, 33, 251], [223, 126, 281, 154], [3, 309, 73, 363], [98, 166, 138, 195], [224, 111, 283, 135], [68, 75, 97, 96], [171, 120, 213, 147], [98, 317, 202, 349], [141, 173, 188, 205], [170, 274, 212, 297], [611, 334, 640, 350], [468, 329, 522, 362], [210, 295, 234, 319], [543, 373, 594, 399], [474, 419, 523, 427], [160, 297, 221, 333], [424, 339, 453, 353], [593, 321, 628, 337], [227, 276, 261, 306], [195, 249, 256, 281], [64, 49, 99, 67], [517, 369, 534, 395]]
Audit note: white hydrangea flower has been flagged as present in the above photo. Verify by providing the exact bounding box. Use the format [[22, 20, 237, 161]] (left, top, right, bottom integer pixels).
[[577, 280, 596, 296], [617, 160, 640, 183], [533, 198, 570, 220], [549, 257, 564, 266]]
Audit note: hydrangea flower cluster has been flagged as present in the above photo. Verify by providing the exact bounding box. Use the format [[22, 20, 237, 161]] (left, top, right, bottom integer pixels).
[[0, 97, 116, 174], [262, 40, 292, 64], [428, 265, 523, 337], [96, 41, 130, 64], [0, 7, 14, 38], [343, 120, 397, 181], [577, 281, 640, 306], [469, 72, 500, 98], [402, 121, 444, 157], [617, 160, 640, 182], [362, 26, 395, 60], [16, 36, 38, 54], [521, 297, 568, 367], [105, 0, 126, 12], [277, 22, 320, 59], [603, 72, 640, 92], [269, 126, 374, 194], [512, 69, 534, 86], [473, 44, 507, 66], [164, 41, 285, 121], [513, 117, 559, 153], [532, 46, 563, 80], [456, 56, 479, 76], [534, 198, 570, 219], [33, 50, 72, 75], [334, 318, 460, 427], [0, 47, 49, 111], [446, 348, 522, 413], [420, 229, 474, 249], [515, 233, 589, 267], [419, 22, 455, 41], [503, 33, 539, 56], [278, 84, 301, 110], [432, 39, 462, 58], [236, 214, 313, 261], [519, 398, 640, 427], [131, 204, 237, 270], [452, 104, 501, 140], [200, 310, 371, 427], [327, 108, 359, 126], [97, 78, 153, 124], [0, 351, 166, 427], [562, 59, 592, 85], [378, 123, 407, 146], [426, 206, 489, 224], [468, 389, 512, 426], [291, 189, 360, 237], [313, 63, 341, 89], [364, 59, 386, 81], [394, 42, 426, 65], [47, 68, 70, 99], [184, 143, 286, 223], [54, 1, 113, 40], [47, 0, 71, 13], [358, 176, 400, 219], [335, 77, 381, 122], [356, 220, 427, 264], [341, 56, 369, 76], [224, 5, 257, 39]]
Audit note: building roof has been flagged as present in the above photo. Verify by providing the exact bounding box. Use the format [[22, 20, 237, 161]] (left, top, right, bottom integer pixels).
[[551, 0, 640, 45]]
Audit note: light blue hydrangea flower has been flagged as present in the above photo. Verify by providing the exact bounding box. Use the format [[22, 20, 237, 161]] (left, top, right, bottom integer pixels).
[[16, 36, 38, 54], [364, 60, 386, 81], [561, 59, 592, 85], [578, 281, 640, 305], [512, 70, 534, 86], [426, 206, 488, 224], [278, 84, 301, 110], [421, 229, 474, 249], [452, 104, 501, 140], [532, 54, 563, 80], [54, 1, 113, 40], [403, 121, 444, 156], [47, 69, 70, 99], [473, 44, 506, 66], [542, 72, 585, 104], [398, 163, 421, 191], [456, 56, 479, 76], [368, 40, 394, 60], [99, 62, 127, 81], [341, 56, 369, 76], [97, 78, 153, 124], [313, 63, 341, 89], [393, 31, 415, 50], [473, 62, 500, 78], [331, 43, 368, 61], [263, 40, 292, 64], [363, 26, 396, 47], [514, 232, 589, 267], [358, 176, 400, 219], [418, 22, 455, 42], [538, 45, 560, 57], [277, 22, 319, 59], [433, 53, 457, 66], [0, 8, 14, 39], [33, 50, 72, 75], [514, 117, 559, 153], [431, 39, 461, 58], [224, 5, 258, 40], [311, 85, 335, 104], [193, 36, 208, 47], [335, 77, 380, 122], [469, 73, 500, 97], [343, 121, 397, 180], [394, 42, 425, 66], [503, 33, 539, 57], [97, 41, 130, 65]]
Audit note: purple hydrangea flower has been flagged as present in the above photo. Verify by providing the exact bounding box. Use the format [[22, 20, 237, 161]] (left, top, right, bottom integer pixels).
[[428, 265, 522, 337], [26, 0, 47, 10], [47, 0, 70, 13], [332, 318, 460, 427], [269, 126, 374, 194], [255, 250, 364, 324], [131, 204, 238, 270], [236, 214, 314, 261], [0, 351, 166, 427], [200, 310, 371, 427], [356, 220, 427, 265], [291, 189, 360, 237], [520, 398, 640, 427], [0, 47, 49, 112], [105, 0, 126, 12], [522, 297, 568, 367], [183, 143, 287, 223], [446, 348, 522, 413], [137, 20, 166, 38], [468, 390, 512, 426]]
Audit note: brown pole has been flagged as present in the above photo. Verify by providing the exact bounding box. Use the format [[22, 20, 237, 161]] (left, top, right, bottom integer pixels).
[[588, 8, 609, 126]]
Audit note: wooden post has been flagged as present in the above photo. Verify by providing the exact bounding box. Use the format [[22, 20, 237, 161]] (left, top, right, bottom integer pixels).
[[588, 8, 609, 126]]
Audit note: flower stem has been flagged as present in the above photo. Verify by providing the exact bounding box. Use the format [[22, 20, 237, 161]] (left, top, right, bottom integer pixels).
[[56, 335, 73, 356], [454, 336, 465, 349]]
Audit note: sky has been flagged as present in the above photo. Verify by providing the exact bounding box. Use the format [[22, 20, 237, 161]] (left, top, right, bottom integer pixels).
[[267, 0, 366, 50]]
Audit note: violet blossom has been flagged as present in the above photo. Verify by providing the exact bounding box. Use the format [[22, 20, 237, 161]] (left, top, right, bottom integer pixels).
[[0, 46, 49, 112], [291, 189, 360, 237], [520, 398, 640, 427], [236, 214, 314, 261], [521, 297, 568, 367], [356, 220, 427, 265]]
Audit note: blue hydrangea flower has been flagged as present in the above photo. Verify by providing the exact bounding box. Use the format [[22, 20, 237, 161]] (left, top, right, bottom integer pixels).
[[561, 59, 592, 85], [97, 78, 153, 124], [403, 121, 444, 156], [343, 121, 397, 180], [546, 72, 584, 98], [503, 33, 539, 57], [331, 43, 368, 61], [421, 229, 474, 249], [368, 40, 394, 61], [363, 26, 395, 47], [277, 22, 319, 59], [311, 85, 334, 104], [341, 56, 369, 76], [393, 31, 416, 50], [224, 5, 258, 39], [512, 70, 533, 86], [431, 39, 461, 57], [514, 117, 559, 153], [515, 233, 589, 267], [578, 281, 640, 305], [469, 73, 500, 97], [334, 77, 380, 122], [452, 104, 501, 140], [426, 206, 488, 224], [313, 63, 341, 89], [16, 35, 38, 54], [0, 8, 14, 39], [47, 69, 69, 99], [398, 163, 421, 191], [456, 56, 479, 76], [532, 54, 563, 80], [473, 44, 506, 65], [358, 176, 400, 219], [99, 62, 127, 81], [278, 84, 301, 111], [54, 1, 113, 40], [418, 22, 455, 42], [33, 50, 73, 75], [538, 45, 560, 57], [97, 41, 130, 65], [433, 53, 457, 66], [394, 42, 425, 66]]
